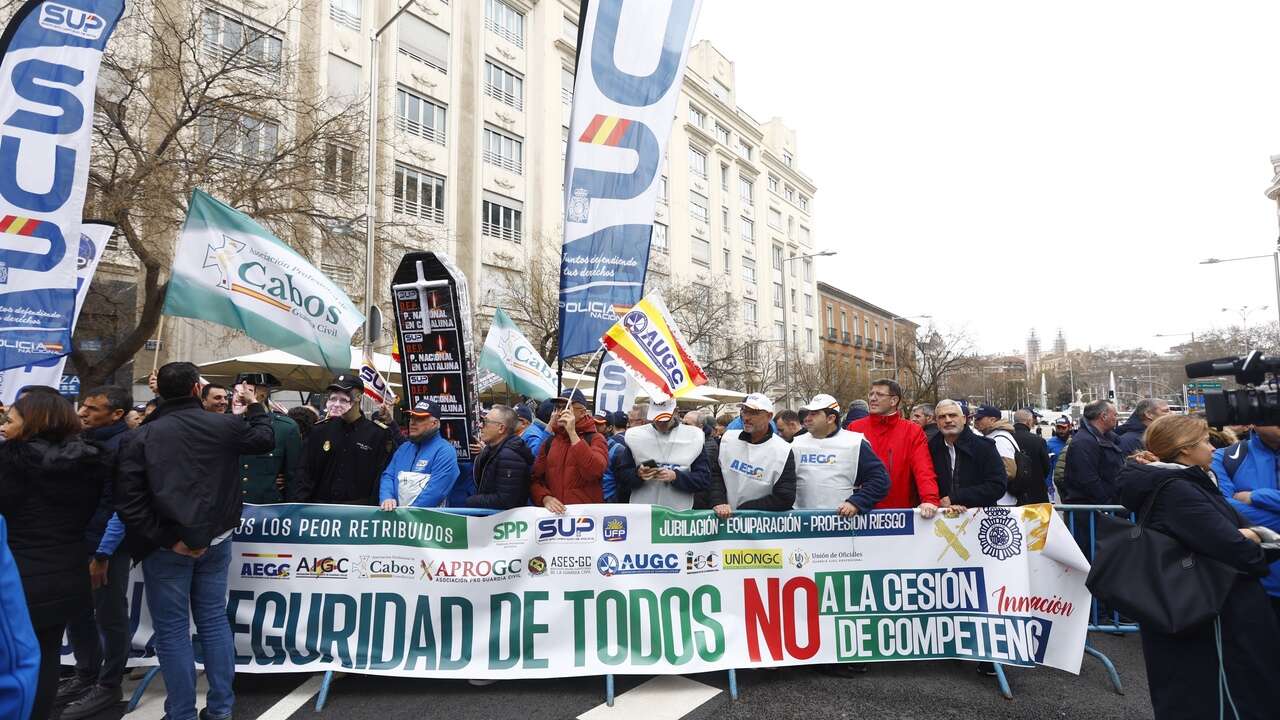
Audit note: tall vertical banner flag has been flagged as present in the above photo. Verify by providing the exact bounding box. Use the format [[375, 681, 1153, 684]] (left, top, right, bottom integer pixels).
[[0, 0, 126, 371], [479, 308, 558, 401], [593, 350, 639, 416], [557, 0, 701, 359], [0, 220, 111, 403], [163, 190, 363, 371], [602, 292, 706, 401]]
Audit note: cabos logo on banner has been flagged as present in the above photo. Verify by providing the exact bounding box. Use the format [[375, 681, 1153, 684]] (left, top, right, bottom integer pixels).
[[0, 0, 126, 371], [556, 0, 703, 360]]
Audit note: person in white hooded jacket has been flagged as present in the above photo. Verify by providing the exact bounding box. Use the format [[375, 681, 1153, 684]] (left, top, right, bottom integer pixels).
[[791, 394, 890, 516], [709, 393, 797, 517], [615, 399, 710, 510]]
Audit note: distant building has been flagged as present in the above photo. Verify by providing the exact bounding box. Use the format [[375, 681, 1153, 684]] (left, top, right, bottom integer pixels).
[[817, 282, 920, 384]]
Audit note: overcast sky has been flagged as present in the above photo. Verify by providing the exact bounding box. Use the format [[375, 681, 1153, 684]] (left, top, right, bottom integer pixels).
[[695, 0, 1280, 355]]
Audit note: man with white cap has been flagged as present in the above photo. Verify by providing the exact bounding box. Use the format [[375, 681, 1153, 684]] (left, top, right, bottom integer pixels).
[[708, 393, 796, 517], [615, 398, 710, 510], [793, 394, 891, 517]]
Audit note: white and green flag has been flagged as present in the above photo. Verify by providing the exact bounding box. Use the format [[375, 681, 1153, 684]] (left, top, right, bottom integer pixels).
[[478, 309, 557, 400], [163, 190, 362, 371]]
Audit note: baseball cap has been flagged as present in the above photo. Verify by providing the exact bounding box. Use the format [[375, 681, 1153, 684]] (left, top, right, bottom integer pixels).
[[1054, 415, 1072, 426], [974, 404, 1002, 420], [741, 393, 775, 415], [554, 388, 589, 407], [514, 405, 533, 422], [593, 407, 609, 421], [801, 393, 841, 414], [647, 398, 677, 422], [409, 399, 443, 418], [327, 374, 364, 394], [607, 411, 628, 428]]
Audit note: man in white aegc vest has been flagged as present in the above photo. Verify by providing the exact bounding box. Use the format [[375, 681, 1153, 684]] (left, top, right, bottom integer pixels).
[[709, 393, 797, 518], [792, 394, 890, 516], [616, 398, 710, 510]]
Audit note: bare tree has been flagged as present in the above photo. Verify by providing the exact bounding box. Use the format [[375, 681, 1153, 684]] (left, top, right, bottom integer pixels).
[[785, 348, 868, 411], [904, 324, 976, 404]]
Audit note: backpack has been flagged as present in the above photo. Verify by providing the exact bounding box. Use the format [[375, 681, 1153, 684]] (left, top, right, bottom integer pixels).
[[997, 432, 1041, 504]]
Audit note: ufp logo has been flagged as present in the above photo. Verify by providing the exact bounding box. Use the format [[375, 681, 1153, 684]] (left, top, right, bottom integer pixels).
[[39, 3, 106, 39], [602, 516, 627, 542]]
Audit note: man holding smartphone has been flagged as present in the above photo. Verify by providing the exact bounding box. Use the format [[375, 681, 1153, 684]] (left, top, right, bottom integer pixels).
[[615, 398, 710, 510]]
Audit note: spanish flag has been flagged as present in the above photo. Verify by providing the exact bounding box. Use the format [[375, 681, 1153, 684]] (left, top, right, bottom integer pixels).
[[601, 293, 707, 401]]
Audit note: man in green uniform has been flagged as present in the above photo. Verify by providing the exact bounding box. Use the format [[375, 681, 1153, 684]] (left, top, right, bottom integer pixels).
[[231, 372, 301, 504]]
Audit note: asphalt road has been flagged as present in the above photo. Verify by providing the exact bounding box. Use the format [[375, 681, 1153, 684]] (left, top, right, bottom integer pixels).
[[76, 634, 1151, 720]]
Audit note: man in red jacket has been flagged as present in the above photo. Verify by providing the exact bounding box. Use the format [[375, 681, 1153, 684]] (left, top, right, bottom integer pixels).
[[848, 379, 940, 515], [530, 389, 608, 513]]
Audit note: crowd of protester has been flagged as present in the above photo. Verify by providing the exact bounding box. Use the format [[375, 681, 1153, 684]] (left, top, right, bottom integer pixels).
[[1, 365, 1278, 718]]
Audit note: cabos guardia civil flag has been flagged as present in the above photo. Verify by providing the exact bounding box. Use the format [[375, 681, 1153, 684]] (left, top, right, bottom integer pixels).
[[90, 503, 1090, 677], [163, 190, 362, 370], [0, 0, 125, 371], [601, 292, 706, 401], [479, 308, 557, 401]]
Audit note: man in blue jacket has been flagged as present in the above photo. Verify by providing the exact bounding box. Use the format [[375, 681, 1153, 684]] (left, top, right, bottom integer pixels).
[[1062, 399, 1124, 504], [514, 405, 549, 457], [0, 514, 38, 720], [379, 400, 460, 510], [1213, 425, 1280, 624]]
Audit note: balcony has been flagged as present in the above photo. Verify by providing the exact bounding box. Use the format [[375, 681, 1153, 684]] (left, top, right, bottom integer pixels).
[[826, 327, 837, 340], [876, 341, 884, 351], [854, 335, 863, 347], [841, 331, 851, 345]]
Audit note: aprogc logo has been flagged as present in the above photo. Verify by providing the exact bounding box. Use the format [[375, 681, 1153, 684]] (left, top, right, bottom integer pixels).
[[39, 3, 105, 39], [596, 552, 680, 577], [422, 559, 522, 582], [537, 516, 596, 542]]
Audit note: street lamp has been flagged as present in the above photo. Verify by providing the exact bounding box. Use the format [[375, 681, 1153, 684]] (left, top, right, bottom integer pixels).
[[777, 249, 837, 396], [1222, 305, 1268, 353], [885, 313, 931, 384]]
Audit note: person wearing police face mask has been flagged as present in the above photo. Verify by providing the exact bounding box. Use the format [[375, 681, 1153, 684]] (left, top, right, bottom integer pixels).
[[615, 398, 710, 510], [792, 394, 891, 517], [289, 374, 401, 505], [709, 394, 796, 518], [378, 400, 459, 510]]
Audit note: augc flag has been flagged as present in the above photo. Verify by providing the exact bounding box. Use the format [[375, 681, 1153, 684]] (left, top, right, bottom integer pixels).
[[479, 308, 557, 401], [602, 292, 706, 401], [557, 0, 701, 360], [162, 190, 362, 371], [0, 0, 125, 371]]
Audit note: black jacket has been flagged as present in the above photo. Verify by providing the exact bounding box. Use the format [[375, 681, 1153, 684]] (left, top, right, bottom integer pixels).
[[922, 423, 940, 442], [1012, 423, 1051, 505], [465, 435, 533, 510], [1115, 414, 1147, 455], [929, 426, 1007, 507], [116, 397, 274, 559], [1063, 421, 1125, 504], [0, 437, 106, 628], [289, 414, 401, 505], [82, 420, 130, 549], [707, 428, 797, 511], [1118, 461, 1280, 719]]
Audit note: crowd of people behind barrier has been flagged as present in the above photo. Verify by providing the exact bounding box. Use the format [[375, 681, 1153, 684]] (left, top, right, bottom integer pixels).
[[1, 364, 1279, 719]]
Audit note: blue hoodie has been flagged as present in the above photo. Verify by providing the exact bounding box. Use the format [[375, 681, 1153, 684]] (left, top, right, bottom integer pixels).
[[378, 431, 460, 508], [0, 515, 38, 720], [1213, 432, 1280, 598]]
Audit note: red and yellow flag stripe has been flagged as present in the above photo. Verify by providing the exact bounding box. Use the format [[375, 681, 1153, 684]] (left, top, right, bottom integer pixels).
[[579, 114, 632, 147], [0, 215, 41, 236]]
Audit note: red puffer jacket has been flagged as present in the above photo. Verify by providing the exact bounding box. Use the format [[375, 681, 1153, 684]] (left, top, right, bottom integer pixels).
[[848, 413, 940, 507], [530, 413, 608, 506]]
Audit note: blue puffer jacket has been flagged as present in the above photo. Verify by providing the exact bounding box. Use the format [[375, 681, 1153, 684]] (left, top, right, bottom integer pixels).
[[0, 515, 38, 720], [378, 431, 460, 508], [1213, 432, 1280, 599]]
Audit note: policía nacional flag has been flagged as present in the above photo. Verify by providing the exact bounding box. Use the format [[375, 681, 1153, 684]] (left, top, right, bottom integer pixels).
[[163, 190, 362, 371], [601, 292, 706, 401], [479, 308, 557, 401], [0, 0, 126, 371]]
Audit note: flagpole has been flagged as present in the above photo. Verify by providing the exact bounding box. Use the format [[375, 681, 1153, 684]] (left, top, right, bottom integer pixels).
[[567, 345, 606, 398], [150, 315, 166, 374]]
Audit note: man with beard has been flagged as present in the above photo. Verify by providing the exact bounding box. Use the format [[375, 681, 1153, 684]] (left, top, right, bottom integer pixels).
[[379, 400, 460, 510], [616, 399, 710, 510]]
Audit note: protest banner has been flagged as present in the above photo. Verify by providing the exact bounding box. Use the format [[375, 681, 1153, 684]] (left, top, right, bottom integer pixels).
[[89, 503, 1090, 677]]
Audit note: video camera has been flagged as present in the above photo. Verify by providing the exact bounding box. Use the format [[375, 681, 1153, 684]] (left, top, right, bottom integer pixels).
[[1186, 352, 1280, 426]]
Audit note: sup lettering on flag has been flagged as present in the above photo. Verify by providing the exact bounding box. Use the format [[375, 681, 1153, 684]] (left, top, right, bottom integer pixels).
[[601, 292, 706, 401]]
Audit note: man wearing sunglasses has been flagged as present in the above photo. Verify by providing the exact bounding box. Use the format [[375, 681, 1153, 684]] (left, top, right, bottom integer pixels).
[[289, 374, 401, 505]]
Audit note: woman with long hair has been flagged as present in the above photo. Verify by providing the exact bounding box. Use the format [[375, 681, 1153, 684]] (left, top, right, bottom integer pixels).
[[1118, 414, 1280, 719], [0, 392, 106, 720]]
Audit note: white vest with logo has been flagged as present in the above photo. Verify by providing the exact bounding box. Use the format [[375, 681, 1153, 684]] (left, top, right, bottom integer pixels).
[[717, 431, 793, 509], [625, 423, 706, 510], [791, 428, 864, 509]]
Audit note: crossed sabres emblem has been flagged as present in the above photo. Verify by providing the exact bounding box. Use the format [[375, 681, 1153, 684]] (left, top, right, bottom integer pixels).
[[203, 234, 246, 290], [935, 509, 1028, 562]]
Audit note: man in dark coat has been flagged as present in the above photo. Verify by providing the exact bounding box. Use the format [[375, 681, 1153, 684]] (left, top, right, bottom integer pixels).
[[231, 373, 301, 505], [465, 404, 532, 510], [1115, 398, 1170, 455], [289, 374, 400, 505], [1062, 399, 1124, 504], [928, 399, 1006, 509], [115, 362, 274, 720], [1011, 409, 1052, 505]]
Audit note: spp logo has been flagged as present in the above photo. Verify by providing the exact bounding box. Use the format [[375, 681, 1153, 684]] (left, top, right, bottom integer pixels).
[[537, 516, 595, 542], [602, 515, 627, 542], [39, 3, 106, 39], [596, 552, 680, 577], [729, 459, 765, 478], [798, 453, 837, 465], [493, 520, 528, 542]]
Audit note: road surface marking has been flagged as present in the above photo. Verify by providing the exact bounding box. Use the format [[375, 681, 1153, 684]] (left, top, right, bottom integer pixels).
[[128, 672, 210, 720], [253, 675, 326, 720], [577, 676, 721, 720]]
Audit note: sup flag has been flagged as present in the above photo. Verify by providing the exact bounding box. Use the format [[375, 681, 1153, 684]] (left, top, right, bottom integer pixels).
[[601, 292, 706, 402], [479, 308, 557, 401], [358, 355, 394, 406], [556, 0, 701, 360], [162, 190, 362, 371], [0, 0, 126, 371]]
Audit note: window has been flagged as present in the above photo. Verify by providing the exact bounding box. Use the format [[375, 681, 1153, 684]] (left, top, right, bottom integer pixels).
[[482, 126, 522, 173], [723, 247, 731, 275], [689, 191, 709, 222], [651, 222, 668, 251], [771, 245, 784, 270], [739, 177, 753, 205], [561, 125, 569, 160], [804, 293, 814, 316], [738, 139, 753, 160], [741, 218, 754, 243], [485, 0, 524, 48], [773, 282, 783, 308], [657, 175, 668, 202], [393, 164, 445, 223], [396, 88, 446, 144], [322, 143, 355, 192], [398, 14, 449, 73], [721, 206, 730, 228], [790, 287, 797, 310], [715, 124, 730, 145], [742, 257, 756, 285], [768, 175, 779, 193], [800, 225, 811, 244], [774, 322, 785, 342], [799, 195, 809, 212], [692, 236, 711, 265], [785, 185, 796, 202], [803, 259, 812, 282], [689, 147, 707, 178], [689, 105, 705, 128], [768, 207, 782, 229], [482, 194, 523, 243], [720, 162, 729, 191], [197, 111, 279, 162], [840, 311, 848, 335], [789, 253, 797, 277], [484, 60, 523, 110], [201, 8, 283, 79], [743, 299, 758, 324], [330, 0, 360, 30], [562, 15, 578, 40], [713, 78, 731, 103], [783, 149, 794, 167], [561, 67, 574, 106], [327, 55, 361, 99], [806, 328, 814, 352], [825, 305, 834, 332]]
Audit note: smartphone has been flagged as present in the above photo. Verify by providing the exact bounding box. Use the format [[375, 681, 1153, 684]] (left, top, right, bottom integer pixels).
[[641, 459, 658, 469]]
